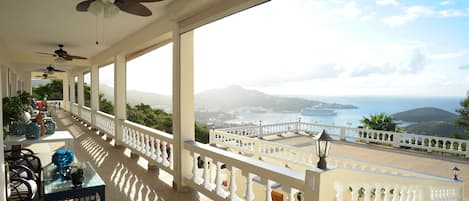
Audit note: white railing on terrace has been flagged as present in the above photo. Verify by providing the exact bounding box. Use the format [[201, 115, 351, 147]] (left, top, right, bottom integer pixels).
[[217, 122, 469, 158], [63, 106, 464, 200], [185, 140, 305, 201], [95, 111, 115, 137], [210, 130, 453, 179], [186, 140, 462, 201], [71, 103, 79, 116], [80, 106, 92, 124], [46, 100, 63, 110], [120, 120, 174, 174]]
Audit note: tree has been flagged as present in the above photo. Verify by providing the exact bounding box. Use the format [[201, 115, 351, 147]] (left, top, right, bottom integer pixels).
[[360, 113, 399, 131], [99, 94, 114, 115], [455, 92, 469, 134], [32, 80, 63, 100]]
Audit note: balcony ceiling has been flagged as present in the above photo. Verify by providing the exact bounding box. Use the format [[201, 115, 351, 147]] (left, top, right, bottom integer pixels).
[[0, 0, 219, 73]]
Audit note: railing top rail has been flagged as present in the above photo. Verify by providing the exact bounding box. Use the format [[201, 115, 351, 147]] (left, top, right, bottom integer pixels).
[[400, 132, 468, 143], [185, 140, 306, 190], [329, 153, 457, 181], [324, 167, 461, 184], [80, 105, 91, 111], [95, 110, 115, 119], [72, 103, 79, 106], [122, 120, 173, 142]]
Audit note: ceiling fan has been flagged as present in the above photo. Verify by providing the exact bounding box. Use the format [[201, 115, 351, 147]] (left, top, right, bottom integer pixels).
[[41, 65, 65, 75], [37, 44, 87, 61], [76, 0, 163, 17], [35, 73, 56, 79]]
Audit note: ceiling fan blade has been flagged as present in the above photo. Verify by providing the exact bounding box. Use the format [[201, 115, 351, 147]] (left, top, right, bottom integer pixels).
[[36, 52, 57, 57], [115, 0, 152, 16], [76, 0, 95, 11], [52, 69, 66, 72], [137, 0, 164, 2], [67, 55, 88, 60]]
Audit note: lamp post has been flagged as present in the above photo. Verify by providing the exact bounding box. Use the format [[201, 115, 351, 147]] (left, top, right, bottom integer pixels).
[[313, 129, 333, 169], [452, 166, 460, 180]]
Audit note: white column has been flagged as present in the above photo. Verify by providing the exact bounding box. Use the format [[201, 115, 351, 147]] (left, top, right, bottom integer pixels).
[[70, 76, 76, 104], [0, 66, 6, 201], [77, 72, 84, 117], [10, 73, 17, 96], [114, 54, 127, 145], [91, 65, 99, 127], [172, 29, 195, 191], [1, 65, 8, 97], [22, 72, 32, 94], [62, 75, 70, 111]]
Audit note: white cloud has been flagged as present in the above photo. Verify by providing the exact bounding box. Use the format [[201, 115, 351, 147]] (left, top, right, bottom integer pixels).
[[440, 9, 469, 17], [440, 1, 450, 6], [384, 6, 435, 26], [376, 0, 399, 6], [405, 50, 427, 73], [360, 15, 374, 21], [460, 64, 469, 70], [328, 1, 361, 18], [431, 50, 469, 59]]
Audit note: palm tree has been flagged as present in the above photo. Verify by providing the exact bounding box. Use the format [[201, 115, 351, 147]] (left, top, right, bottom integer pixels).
[[360, 113, 399, 131]]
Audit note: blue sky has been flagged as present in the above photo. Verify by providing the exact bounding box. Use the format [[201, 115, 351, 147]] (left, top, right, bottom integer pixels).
[[98, 0, 469, 97], [194, 0, 469, 97]]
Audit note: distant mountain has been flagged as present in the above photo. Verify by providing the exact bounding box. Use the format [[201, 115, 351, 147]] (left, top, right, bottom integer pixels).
[[97, 85, 356, 112], [392, 107, 466, 138], [405, 121, 465, 138], [99, 84, 171, 106], [194, 85, 356, 112], [392, 107, 457, 123]]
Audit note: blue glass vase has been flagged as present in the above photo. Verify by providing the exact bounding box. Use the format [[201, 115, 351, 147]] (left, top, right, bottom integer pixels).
[[26, 122, 40, 139], [52, 149, 75, 179]]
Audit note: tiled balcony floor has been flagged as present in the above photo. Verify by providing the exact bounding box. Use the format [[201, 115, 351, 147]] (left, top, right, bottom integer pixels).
[[27, 110, 209, 201]]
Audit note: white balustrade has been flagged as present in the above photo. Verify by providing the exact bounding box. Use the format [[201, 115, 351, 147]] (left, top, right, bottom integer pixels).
[[216, 122, 469, 158], [329, 168, 462, 201], [80, 106, 92, 123], [121, 120, 174, 173], [185, 141, 305, 201], [95, 111, 115, 137], [71, 103, 79, 116]]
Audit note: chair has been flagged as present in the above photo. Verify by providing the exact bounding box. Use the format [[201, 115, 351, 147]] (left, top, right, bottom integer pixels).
[[5, 163, 38, 201], [4, 148, 42, 195]]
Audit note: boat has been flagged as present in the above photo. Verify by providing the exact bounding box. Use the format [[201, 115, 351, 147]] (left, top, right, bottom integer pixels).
[[300, 108, 337, 116]]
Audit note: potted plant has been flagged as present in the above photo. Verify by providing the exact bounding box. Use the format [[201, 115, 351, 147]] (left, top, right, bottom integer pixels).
[[3, 91, 35, 138], [2, 96, 23, 136]]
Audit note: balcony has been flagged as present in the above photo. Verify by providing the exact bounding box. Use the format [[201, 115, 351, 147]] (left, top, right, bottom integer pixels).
[[0, 0, 467, 200], [60, 102, 465, 201]]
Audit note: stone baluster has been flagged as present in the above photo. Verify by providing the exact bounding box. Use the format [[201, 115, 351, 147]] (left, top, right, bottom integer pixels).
[[405, 187, 414, 201], [264, 179, 273, 201], [215, 161, 228, 198], [228, 166, 239, 200], [391, 186, 400, 201], [145, 135, 151, 156], [399, 186, 407, 201], [350, 185, 359, 201], [363, 184, 372, 201], [334, 182, 345, 201], [383, 186, 391, 201], [203, 156, 214, 190], [162, 141, 170, 167], [156, 139, 162, 163], [192, 152, 202, 184], [150, 137, 156, 160], [283, 187, 295, 201], [243, 172, 254, 201], [374, 185, 382, 201]]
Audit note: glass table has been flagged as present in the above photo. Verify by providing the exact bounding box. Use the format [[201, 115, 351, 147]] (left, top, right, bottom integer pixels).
[[43, 161, 106, 201]]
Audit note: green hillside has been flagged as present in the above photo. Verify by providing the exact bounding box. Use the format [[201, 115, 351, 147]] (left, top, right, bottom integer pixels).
[[404, 120, 466, 138], [392, 107, 457, 123], [195, 85, 356, 112]]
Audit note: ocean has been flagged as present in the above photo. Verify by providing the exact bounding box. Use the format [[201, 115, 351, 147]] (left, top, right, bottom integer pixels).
[[225, 96, 464, 127]]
